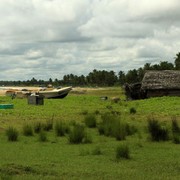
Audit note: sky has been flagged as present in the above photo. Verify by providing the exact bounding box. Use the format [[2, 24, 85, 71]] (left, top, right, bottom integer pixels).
[[0, 0, 180, 81]]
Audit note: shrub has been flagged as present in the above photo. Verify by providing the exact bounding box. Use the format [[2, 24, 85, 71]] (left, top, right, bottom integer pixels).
[[171, 117, 180, 144], [54, 121, 68, 137], [23, 124, 33, 136], [84, 114, 97, 128], [43, 119, 53, 131], [38, 130, 47, 142], [98, 123, 105, 135], [130, 107, 136, 114], [34, 122, 43, 133], [68, 124, 86, 144], [148, 118, 169, 141], [83, 133, 92, 144], [81, 110, 88, 115], [172, 117, 180, 134], [98, 113, 136, 140], [6, 127, 19, 141], [98, 113, 117, 136], [79, 148, 90, 156], [172, 133, 180, 144], [113, 122, 126, 141], [116, 144, 130, 160], [125, 123, 138, 136], [94, 110, 100, 115], [92, 146, 102, 155]]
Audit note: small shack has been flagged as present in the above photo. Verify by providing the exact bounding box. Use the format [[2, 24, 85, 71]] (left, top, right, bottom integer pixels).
[[141, 70, 180, 98], [28, 94, 44, 105]]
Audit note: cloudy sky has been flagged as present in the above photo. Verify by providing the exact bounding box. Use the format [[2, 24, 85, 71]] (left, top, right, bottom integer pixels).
[[0, 0, 180, 81]]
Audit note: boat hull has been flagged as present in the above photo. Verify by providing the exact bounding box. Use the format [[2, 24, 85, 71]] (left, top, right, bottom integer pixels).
[[38, 87, 72, 99]]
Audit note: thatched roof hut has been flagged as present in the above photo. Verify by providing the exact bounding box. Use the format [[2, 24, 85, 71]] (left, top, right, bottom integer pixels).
[[141, 70, 180, 97], [141, 70, 180, 90]]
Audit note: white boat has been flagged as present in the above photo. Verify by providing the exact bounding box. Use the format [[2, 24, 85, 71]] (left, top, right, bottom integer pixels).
[[5, 86, 72, 99], [38, 87, 72, 99]]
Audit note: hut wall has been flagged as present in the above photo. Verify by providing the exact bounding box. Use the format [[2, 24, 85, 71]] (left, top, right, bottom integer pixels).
[[147, 89, 180, 98]]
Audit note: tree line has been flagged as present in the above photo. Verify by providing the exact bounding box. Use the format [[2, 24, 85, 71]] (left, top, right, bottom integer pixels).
[[1, 52, 180, 87]]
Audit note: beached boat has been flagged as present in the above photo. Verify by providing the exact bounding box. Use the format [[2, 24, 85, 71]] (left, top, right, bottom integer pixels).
[[5, 86, 72, 99], [38, 86, 72, 99]]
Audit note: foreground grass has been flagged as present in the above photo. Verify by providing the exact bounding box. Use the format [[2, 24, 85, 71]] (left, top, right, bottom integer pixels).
[[0, 87, 180, 179]]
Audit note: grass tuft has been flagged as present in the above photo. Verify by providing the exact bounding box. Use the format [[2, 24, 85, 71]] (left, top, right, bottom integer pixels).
[[68, 124, 86, 144], [130, 107, 137, 114], [22, 124, 33, 136], [54, 121, 69, 137], [98, 112, 136, 140], [34, 122, 43, 134], [6, 127, 19, 142], [38, 130, 48, 142], [43, 119, 53, 131], [116, 144, 130, 160], [148, 117, 169, 141], [92, 146, 102, 155], [84, 114, 97, 128], [171, 117, 180, 144]]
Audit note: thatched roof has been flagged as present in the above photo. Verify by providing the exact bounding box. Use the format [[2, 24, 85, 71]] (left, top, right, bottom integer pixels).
[[141, 70, 180, 90]]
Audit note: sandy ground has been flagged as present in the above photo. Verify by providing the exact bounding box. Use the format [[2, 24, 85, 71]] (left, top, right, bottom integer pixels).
[[0, 86, 107, 96], [0, 90, 6, 96], [0, 87, 40, 96]]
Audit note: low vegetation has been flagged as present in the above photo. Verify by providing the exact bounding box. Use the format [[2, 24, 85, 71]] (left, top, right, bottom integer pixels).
[[5, 126, 19, 142], [116, 144, 130, 160], [22, 124, 34, 136], [38, 130, 48, 142], [84, 114, 97, 128], [147, 117, 169, 141], [0, 88, 180, 179]]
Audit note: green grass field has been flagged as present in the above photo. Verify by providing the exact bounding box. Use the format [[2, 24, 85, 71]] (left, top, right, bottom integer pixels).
[[0, 87, 180, 179]]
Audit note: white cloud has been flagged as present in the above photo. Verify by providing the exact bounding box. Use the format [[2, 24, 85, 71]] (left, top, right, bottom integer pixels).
[[0, 0, 179, 80]]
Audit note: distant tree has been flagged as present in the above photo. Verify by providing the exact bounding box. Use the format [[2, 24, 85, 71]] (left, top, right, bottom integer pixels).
[[30, 77, 38, 85], [86, 69, 117, 86], [143, 63, 152, 70], [118, 71, 126, 85], [137, 67, 145, 81], [151, 64, 161, 70], [126, 69, 139, 84], [159, 61, 174, 70], [175, 52, 180, 70], [105, 70, 117, 86], [49, 78, 53, 83]]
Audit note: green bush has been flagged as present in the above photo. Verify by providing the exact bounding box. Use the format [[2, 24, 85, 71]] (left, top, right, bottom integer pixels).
[[34, 122, 43, 133], [83, 132, 92, 144], [113, 122, 127, 141], [148, 118, 169, 141], [92, 146, 102, 155], [54, 121, 68, 137], [172, 117, 180, 134], [94, 110, 100, 115], [84, 114, 97, 128], [172, 133, 180, 144], [43, 119, 53, 131], [23, 124, 33, 136], [38, 130, 47, 142], [6, 127, 19, 142], [81, 110, 88, 115], [98, 113, 117, 136], [68, 124, 86, 144], [130, 107, 136, 114], [98, 113, 136, 140], [171, 117, 180, 144], [125, 123, 138, 136], [116, 144, 130, 160]]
